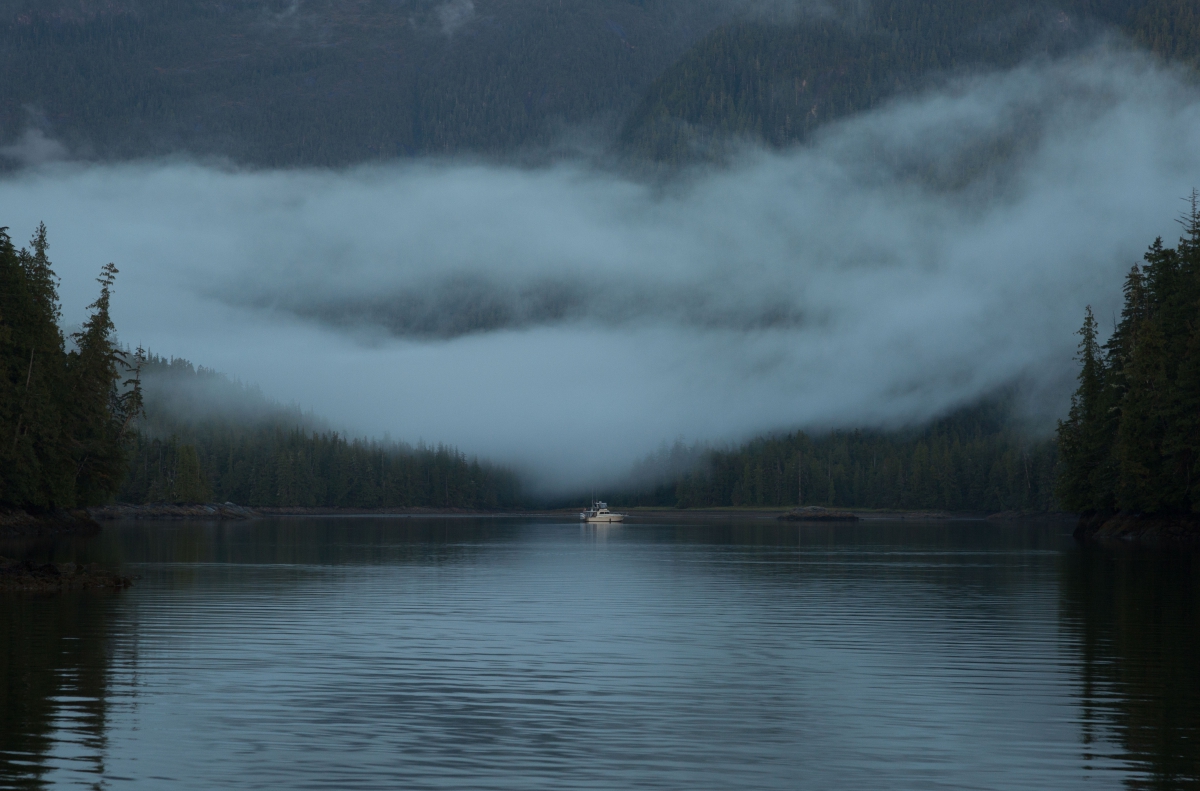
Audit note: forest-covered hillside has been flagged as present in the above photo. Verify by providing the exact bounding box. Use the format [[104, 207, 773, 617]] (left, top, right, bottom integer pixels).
[[121, 354, 524, 509], [614, 399, 1057, 513], [2, 0, 1198, 167], [0, 222, 523, 511], [621, 0, 1200, 163], [1057, 200, 1200, 517], [0, 0, 730, 167]]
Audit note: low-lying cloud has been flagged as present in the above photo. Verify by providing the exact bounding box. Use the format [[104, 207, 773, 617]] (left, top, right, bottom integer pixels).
[[1, 47, 1198, 492], [0, 128, 69, 167]]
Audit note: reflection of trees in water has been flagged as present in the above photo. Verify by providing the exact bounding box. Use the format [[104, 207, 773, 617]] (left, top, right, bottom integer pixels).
[[652, 520, 1068, 594], [102, 517, 514, 567], [1061, 547, 1200, 789], [0, 593, 114, 788]]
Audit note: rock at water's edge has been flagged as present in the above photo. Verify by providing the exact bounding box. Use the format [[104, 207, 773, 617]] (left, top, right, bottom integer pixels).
[[89, 503, 258, 520], [0, 508, 100, 537], [778, 507, 860, 522], [0, 556, 133, 592], [1074, 511, 1200, 544]]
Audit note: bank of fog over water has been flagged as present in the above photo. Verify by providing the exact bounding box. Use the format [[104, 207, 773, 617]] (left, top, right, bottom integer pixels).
[[3, 49, 1200, 495]]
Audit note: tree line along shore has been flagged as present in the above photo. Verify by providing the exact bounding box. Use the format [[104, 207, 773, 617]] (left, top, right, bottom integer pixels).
[[2, 207, 1199, 540], [0, 225, 523, 521], [1055, 199, 1200, 541]]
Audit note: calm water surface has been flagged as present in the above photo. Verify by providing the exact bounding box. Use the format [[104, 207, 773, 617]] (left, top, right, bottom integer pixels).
[[1, 517, 1198, 790]]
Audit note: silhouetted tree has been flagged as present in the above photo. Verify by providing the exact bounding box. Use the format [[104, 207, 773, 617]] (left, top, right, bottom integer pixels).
[[1058, 197, 1200, 515], [0, 226, 140, 509]]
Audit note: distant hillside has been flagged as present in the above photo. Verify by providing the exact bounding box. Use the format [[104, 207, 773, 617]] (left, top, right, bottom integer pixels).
[[121, 355, 523, 509], [3, 0, 1197, 168], [0, 0, 730, 167], [614, 399, 1058, 513], [620, 0, 1200, 163]]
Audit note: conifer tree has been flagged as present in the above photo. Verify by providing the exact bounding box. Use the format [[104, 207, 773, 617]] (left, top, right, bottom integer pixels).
[[1, 227, 141, 510], [67, 263, 143, 505], [1056, 307, 1113, 512], [1058, 196, 1200, 517], [1115, 315, 1169, 511], [1160, 195, 1200, 509], [0, 224, 72, 508]]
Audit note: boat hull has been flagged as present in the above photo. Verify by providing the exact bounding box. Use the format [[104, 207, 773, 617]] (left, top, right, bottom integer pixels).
[[583, 514, 625, 523]]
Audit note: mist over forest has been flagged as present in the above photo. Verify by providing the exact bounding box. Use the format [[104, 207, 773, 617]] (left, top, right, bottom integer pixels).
[[3, 0, 1200, 501]]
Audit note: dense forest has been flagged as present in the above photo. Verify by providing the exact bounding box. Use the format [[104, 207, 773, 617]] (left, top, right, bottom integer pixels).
[[616, 400, 1058, 513], [0, 224, 141, 510], [0, 223, 522, 511], [621, 0, 1200, 163], [120, 355, 523, 509], [1056, 200, 1200, 516], [2, 0, 1198, 168], [0, 0, 730, 167]]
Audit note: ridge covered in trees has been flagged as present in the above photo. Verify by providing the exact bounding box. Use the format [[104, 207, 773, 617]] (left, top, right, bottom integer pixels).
[[120, 355, 523, 510], [0, 223, 522, 513], [615, 400, 1057, 513], [2, 0, 1198, 168], [0, 0, 730, 168], [621, 0, 1200, 163], [0, 224, 141, 510], [1056, 198, 1200, 521]]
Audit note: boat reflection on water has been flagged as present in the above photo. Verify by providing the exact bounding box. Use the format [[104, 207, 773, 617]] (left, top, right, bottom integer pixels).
[[579, 501, 625, 523]]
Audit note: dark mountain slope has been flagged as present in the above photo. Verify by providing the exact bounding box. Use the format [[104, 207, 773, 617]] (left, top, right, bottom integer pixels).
[[613, 398, 1057, 513], [1130, 0, 1200, 66], [120, 354, 523, 508], [4, 1, 1196, 168], [619, 0, 1199, 163], [0, 0, 730, 167]]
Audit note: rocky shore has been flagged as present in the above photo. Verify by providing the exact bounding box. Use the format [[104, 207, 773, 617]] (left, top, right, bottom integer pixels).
[[1074, 512, 1200, 545], [0, 556, 133, 592], [2, 503, 260, 534], [986, 510, 1075, 521], [89, 502, 259, 520], [89, 504, 502, 519], [777, 506, 860, 522], [0, 508, 100, 538]]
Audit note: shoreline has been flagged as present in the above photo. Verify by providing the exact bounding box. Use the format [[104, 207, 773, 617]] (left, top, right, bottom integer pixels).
[[0, 556, 134, 592], [2, 503, 1080, 534], [1, 508, 100, 538], [1073, 512, 1200, 545]]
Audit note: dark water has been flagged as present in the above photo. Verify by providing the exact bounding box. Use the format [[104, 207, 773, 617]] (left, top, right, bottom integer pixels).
[[1, 517, 1198, 790]]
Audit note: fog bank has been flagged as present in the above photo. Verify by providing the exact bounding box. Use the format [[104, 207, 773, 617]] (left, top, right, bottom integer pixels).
[[2, 49, 1198, 492]]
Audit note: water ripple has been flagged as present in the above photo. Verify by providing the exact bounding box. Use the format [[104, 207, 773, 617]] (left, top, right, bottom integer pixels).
[[1, 519, 1196, 790]]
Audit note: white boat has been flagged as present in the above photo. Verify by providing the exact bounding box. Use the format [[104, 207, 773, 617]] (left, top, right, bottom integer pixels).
[[580, 501, 625, 523]]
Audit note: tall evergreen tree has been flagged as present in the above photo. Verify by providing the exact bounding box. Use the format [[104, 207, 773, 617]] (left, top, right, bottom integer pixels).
[[67, 263, 143, 505], [0, 226, 140, 510], [1057, 307, 1113, 512], [1058, 197, 1200, 516], [1160, 196, 1200, 508], [0, 224, 71, 508]]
